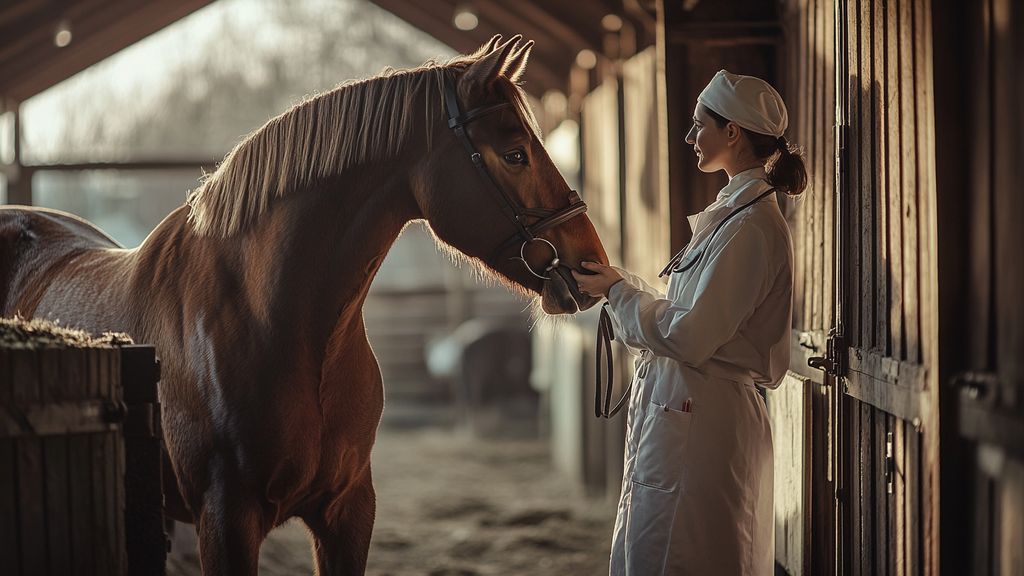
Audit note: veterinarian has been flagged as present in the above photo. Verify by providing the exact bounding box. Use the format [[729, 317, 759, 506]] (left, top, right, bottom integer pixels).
[[573, 69, 806, 575]]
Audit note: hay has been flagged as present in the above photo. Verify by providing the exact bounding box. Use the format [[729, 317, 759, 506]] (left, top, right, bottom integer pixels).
[[0, 316, 133, 349]]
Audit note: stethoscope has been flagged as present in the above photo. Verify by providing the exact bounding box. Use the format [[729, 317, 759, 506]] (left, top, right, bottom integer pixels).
[[658, 187, 779, 278]]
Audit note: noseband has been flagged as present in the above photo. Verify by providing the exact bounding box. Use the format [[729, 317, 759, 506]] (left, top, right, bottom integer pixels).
[[443, 77, 588, 280]]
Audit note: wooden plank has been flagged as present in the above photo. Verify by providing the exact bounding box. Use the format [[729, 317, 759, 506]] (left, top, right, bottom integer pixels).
[[848, 0, 863, 349], [847, 346, 927, 389], [873, 0, 890, 357], [844, 370, 929, 426], [68, 434, 95, 576], [898, 0, 921, 365], [823, 0, 835, 332], [859, 401, 875, 574], [907, 420, 921, 575], [894, 416, 905, 575], [885, 0, 904, 362], [91, 353, 114, 576], [12, 350, 46, 575], [914, 1, 940, 568], [0, 350, 21, 575], [768, 373, 811, 575], [801, 0, 814, 332], [70, 349, 102, 576], [859, 0, 875, 350], [44, 435, 71, 574], [874, 409, 888, 576], [810, 0, 823, 333], [850, 396, 862, 576]]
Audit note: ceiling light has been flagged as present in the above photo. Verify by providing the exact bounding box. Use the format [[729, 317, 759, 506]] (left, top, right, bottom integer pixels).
[[453, 5, 478, 31], [54, 19, 72, 48], [601, 14, 623, 32], [575, 49, 597, 70]]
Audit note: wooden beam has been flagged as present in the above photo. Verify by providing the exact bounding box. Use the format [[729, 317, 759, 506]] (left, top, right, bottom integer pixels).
[[0, 0, 214, 102], [367, 0, 568, 96]]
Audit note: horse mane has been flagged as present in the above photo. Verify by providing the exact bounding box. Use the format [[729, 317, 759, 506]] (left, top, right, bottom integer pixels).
[[186, 49, 541, 238]]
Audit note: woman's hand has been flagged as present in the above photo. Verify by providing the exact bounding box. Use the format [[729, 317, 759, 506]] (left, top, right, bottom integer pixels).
[[571, 261, 624, 298]]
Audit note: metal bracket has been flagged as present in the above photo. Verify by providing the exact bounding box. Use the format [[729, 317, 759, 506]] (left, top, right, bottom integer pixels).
[[885, 431, 894, 494]]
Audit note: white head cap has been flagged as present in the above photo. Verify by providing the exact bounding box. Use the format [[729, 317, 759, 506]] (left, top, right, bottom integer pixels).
[[697, 69, 788, 138]]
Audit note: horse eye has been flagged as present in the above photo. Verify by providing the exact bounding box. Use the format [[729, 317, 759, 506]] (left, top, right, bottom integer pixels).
[[503, 149, 527, 165]]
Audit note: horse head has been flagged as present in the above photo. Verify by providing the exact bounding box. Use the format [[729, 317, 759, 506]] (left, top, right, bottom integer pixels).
[[414, 35, 608, 315]]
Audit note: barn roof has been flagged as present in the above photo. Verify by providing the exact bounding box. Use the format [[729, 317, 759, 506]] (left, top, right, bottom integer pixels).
[[0, 0, 655, 103]]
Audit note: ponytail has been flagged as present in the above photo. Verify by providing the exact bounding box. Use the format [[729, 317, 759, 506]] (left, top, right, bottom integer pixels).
[[765, 136, 807, 197]]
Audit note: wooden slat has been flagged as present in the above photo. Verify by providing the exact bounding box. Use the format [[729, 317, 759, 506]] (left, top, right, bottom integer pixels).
[[800, 0, 813, 332], [858, 0, 874, 350], [847, 0, 863, 349], [849, 396, 863, 576], [885, 0, 904, 362], [0, 350, 20, 574], [789, 0, 804, 330], [899, 0, 921, 365], [915, 1, 940, 569], [894, 419, 906, 575], [810, 0, 823, 333], [872, 0, 888, 356], [907, 420, 921, 575], [13, 350, 46, 575], [91, 353, 114, 576], [859, 401, 874, 573], [874, 410, 888, 576], [823, 0, 835, 332], [44, 436, 72, 574], [68, 434, 96, 576]]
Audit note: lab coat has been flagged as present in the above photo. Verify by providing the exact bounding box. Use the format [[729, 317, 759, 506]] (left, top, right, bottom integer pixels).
[[606, 167, 793, 575]]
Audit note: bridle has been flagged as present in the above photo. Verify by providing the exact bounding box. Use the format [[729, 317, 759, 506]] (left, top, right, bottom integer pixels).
[[442, 75, 623, 420], [443, 76, 588, 280]]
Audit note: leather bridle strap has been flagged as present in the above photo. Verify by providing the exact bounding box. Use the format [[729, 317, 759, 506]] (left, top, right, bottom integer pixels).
[[443, 76, 589, 264], [443, 78, 533, 242], [595, 302, 626, 418]]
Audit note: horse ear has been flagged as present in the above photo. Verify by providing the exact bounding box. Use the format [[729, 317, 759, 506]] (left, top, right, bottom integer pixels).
[[472, 34, 503, 58], [502, 40, 534, 84], [460, 34, 522, 99]]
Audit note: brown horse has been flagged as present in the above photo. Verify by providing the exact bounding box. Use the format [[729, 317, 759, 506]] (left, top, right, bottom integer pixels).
[[0, 36, 607, 575]]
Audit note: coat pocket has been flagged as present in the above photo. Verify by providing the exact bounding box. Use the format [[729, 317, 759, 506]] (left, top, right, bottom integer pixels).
[[632, 401, 694, 492]]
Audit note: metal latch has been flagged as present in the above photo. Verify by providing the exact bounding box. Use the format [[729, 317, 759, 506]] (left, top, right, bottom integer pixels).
[[808, 328, 845, 377]]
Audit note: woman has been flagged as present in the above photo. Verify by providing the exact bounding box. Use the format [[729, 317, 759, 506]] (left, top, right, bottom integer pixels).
[[572, 69, 806, 575]]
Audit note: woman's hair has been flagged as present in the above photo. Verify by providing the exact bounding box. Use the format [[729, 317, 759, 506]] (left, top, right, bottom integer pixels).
[[704, 105, 807, 196]]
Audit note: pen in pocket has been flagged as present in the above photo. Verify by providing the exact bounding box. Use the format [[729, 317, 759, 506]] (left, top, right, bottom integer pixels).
[[682, 398, 693, 412]]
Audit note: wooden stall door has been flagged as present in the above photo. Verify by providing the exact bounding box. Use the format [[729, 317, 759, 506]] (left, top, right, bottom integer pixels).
[[834, 0, 939, 574]]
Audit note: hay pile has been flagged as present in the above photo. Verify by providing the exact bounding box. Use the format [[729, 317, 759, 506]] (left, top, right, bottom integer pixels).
[[0, 316, 133, 349]]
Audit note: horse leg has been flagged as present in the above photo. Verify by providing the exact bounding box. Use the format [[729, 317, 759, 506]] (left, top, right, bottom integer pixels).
[[195, 472, 268, 576], [303, 474, 377, 576]]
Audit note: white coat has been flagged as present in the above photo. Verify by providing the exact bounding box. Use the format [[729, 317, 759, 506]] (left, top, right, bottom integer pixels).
[[606, 167, 793, 575]]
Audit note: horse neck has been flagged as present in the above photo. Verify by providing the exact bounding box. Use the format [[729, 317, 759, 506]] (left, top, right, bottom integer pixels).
[[134, 163, 420, 354]]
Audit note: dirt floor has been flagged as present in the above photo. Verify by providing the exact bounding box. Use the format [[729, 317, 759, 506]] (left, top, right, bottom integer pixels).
[[166, 424, 615, 575]]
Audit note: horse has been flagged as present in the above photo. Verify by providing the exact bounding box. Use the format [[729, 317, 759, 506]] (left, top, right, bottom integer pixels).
[[0, 35, 607, 575]]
